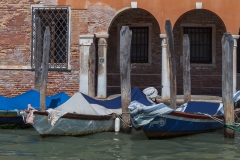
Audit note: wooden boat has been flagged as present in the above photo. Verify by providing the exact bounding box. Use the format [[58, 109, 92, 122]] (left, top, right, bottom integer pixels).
[[129, 101, 225, 139], [0, 90, 70, 126], [24, 87, 153, 137], [142, 110, 224, 139], [30, 111, 117, 137], [0, 110, 24, 125]]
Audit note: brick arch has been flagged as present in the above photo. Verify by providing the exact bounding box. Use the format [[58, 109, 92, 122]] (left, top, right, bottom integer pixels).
[[173, 9, 227, 95], [173, 9, 226, 31], [107, 8, 162, 94], [107, 7, 161, 34]]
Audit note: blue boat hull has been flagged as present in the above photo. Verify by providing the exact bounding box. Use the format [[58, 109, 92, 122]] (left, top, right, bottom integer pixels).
[[143, 111, 224, 139], [0, 116, 24, 125]]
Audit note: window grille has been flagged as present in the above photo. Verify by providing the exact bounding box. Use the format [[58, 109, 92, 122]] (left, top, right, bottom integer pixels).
[[130, 27, 149, 63], [184, 27, 212, 63], [31, 7, 69, 70]]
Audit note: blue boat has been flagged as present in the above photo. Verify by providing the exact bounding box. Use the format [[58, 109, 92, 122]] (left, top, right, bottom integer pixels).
[[129, 101, 225, 139], [0, 90, 70, 125]]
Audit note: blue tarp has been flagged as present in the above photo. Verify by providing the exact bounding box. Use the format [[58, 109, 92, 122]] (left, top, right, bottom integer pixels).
[[129, 101, 224, 128], [176, 101, 224, 115], [0, 90, 70, 110], [82, 87, 153, 109]]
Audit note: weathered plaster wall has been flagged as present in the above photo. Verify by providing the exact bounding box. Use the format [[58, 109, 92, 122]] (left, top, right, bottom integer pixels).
[[58, 0, 240, 34]]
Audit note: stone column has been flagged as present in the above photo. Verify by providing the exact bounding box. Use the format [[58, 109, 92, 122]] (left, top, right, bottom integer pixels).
[[232, 35, 239, 94], [79, 34, 95, 95], [96, 34, 109, 98], [160, 34, 170, 100]]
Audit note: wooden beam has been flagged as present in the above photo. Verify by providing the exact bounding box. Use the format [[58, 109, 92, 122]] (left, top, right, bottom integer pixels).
[[120, 26, 132, 134], [165, 20, 177, 108], [34, 17, 42, 92], [183, 34, 191, 103], [222, 33, 234, 138], [40, 26, 50, 111]]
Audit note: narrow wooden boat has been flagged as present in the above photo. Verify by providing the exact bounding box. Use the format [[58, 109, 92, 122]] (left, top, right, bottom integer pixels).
[[0, 110, 24, 125], [142, 110, 224, 139], [129, 101, 225, 139], [0, 90, 70, 126], [24, 87, 153, 137], [31, 111, 116, 137]]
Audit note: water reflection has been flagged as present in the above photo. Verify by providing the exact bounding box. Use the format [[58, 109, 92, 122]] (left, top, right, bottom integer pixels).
[[0, 128, 240, 160]]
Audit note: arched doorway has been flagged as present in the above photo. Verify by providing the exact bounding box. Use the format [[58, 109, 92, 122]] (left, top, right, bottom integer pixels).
[[107, 8, 161, 95], [173, 9, 226, 96]]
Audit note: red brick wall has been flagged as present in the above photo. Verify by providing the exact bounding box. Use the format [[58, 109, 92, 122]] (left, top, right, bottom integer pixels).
[[0, 1, 85, 97]]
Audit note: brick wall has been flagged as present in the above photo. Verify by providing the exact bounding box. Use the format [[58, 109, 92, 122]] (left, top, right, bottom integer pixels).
[[0, 1, 227, 98], [107, 9, 226, 96], [173, 9, 226, 95], [0, 1, 85, 97], [107, 9, 162, 95]]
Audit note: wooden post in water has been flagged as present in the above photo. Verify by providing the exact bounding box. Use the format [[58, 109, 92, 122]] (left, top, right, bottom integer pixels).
[[222, 33, 234, 138], [120, 26, 132, 134], [34, 17, 42, 92], [88, 43, 96, 98], [40, 27, 50, 111], [183, 34, 191, 103], [165, 20, 177, 108]]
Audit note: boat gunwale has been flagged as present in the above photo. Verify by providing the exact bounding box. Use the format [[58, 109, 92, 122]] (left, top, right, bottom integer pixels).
[[169, 110, 224, 120], [33, 111, 117, 120]]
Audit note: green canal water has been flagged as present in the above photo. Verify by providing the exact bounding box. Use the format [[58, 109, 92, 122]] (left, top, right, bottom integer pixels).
[[1, 128, 240, 160]]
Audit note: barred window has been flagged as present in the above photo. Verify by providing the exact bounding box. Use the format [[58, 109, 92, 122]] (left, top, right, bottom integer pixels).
[[130, 27, 149, 63], [31, 7, 69, 70], [184, 27, 212, 64]]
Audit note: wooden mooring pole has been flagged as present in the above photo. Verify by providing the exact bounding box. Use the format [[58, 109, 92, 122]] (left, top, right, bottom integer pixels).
[[165, 20, 177, 108], [88, 43, 96, 98], [183, 34, 191, 103], [222, 33, 234, 138], [120, 26, 132, 134], [34, 17, 42, 92], [40, 26, 50, 111]]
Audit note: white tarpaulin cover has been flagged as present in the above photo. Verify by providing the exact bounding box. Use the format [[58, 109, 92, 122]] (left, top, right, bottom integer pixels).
[[46, 87, 153, 125]]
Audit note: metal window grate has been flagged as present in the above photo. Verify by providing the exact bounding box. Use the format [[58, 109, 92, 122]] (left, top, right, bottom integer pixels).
[[184, 27, 212, 63], [130, 27, 149, 63], [31, 7, 69, 70]]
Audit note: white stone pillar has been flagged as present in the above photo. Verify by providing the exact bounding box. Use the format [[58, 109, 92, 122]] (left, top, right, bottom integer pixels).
[[232, 35, 239, 94], [96, 34, 109, 98], [79, 34, 95, 95], [160, 34, 170, 100]]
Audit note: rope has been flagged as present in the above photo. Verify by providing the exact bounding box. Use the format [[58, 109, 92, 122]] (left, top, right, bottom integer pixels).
[[116, 114, 132, 128], [197, 112, 240, 131]]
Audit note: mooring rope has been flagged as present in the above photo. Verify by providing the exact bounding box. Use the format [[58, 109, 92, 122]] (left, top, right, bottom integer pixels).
[[197, 112, 240, 131], [116, 114, 132, 128]]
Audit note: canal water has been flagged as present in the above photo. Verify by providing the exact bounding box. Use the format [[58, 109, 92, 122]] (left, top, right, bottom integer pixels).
[[1, 128, 240, 160]]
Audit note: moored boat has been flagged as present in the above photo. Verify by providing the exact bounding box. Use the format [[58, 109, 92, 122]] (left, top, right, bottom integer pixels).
[[129, 101, 225, 139], [0, 90, 70, 126], [24, 87, 153, 137]]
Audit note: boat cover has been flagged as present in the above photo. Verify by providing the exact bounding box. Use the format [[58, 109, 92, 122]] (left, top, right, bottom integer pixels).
[[53, 87, 153, 115], [45, 87, 153, 126], [0, 90, 70, 110], [129, 101, 224, 128]]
